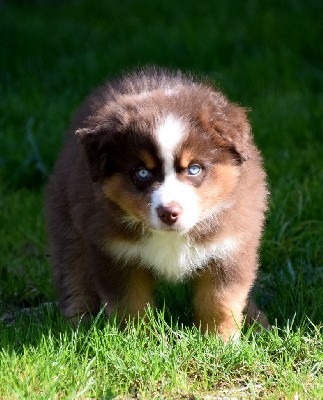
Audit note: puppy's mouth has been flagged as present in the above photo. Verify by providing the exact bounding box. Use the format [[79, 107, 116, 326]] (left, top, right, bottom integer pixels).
[[152, 223, 183, 233]]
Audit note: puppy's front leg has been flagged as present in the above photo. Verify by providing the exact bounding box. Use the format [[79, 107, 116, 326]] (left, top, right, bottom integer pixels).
[[88, 246, 155, 322], [118, 267, 155, 321], [192, 266, 253, 342]]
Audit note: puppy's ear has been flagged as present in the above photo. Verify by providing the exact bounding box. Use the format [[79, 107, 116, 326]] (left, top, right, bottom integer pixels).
[[215, 104, 252, 162], [218, 104, 252, 161], [75, 103, 133, 181], [75, 125, 113, 182], [200, 102, 252, 162]]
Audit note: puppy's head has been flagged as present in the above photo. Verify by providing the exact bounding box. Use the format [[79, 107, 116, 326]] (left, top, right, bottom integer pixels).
[[76, 73, 252, 233]]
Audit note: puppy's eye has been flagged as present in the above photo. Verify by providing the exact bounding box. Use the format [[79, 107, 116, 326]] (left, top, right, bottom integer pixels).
[[135, 167, 152, 181], [187, 164, 202, 176]]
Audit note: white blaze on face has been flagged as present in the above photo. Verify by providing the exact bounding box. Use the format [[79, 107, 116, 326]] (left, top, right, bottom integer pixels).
[[155, 113, 185, 175], [151, 114, 200, 231]]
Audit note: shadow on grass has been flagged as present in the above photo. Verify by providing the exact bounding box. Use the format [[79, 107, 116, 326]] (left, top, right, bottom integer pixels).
[[1, 274, 320, 357]]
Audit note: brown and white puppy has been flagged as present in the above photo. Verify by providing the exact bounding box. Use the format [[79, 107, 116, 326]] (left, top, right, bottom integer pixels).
[[46, 67, 268, 341]]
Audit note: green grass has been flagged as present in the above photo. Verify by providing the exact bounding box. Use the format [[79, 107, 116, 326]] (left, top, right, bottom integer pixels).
[[0, 0, 322, 398], [0, 308, 322, 399]]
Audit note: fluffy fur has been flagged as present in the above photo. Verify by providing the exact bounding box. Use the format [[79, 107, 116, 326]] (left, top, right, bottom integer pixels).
[[46, 67, 269, 341]]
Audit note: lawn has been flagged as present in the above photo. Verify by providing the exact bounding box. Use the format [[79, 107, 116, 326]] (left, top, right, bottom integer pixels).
[[0, 0, 322, 398]]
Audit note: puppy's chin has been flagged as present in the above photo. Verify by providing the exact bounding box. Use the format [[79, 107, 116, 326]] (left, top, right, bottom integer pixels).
[[149, 217, 197, 234]]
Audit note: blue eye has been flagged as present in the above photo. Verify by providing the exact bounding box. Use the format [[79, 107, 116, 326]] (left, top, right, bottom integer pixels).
[[187, 164, 202, 176], [135, 167, 151, 181]]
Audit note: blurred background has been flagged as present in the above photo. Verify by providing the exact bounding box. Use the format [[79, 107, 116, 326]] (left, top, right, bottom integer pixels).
[[1, 0, 322, 326]]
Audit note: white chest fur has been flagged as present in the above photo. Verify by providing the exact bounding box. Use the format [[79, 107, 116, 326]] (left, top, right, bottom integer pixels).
[[107, 231, 239, 281]]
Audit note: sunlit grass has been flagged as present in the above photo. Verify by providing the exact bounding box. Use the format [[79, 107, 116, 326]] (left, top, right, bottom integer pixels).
[[0, 307, 322, 399]]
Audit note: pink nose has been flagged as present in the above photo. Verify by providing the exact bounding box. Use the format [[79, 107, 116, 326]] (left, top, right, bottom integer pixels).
[[156, 202, 182, 225]]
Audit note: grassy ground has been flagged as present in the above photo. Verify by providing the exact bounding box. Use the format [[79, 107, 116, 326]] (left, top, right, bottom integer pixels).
[[0, 0, 322, 398]]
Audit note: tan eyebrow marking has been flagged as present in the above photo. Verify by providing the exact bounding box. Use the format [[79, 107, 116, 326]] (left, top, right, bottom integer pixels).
[[179, 149, 194, 169], [139, 151, 157, 170]]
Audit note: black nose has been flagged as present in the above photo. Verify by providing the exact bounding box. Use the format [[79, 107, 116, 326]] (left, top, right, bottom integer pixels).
[[156, 202, 182, 225]]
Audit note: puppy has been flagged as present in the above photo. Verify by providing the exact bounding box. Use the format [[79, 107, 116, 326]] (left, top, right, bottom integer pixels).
[[46, 67, 268, 341]]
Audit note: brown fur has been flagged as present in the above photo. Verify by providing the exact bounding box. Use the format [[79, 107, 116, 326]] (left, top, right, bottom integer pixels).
[[46, 67, 269, 340]]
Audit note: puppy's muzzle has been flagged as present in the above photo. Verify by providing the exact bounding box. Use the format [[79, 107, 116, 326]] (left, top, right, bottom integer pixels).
[[156, 202, 182, 226]]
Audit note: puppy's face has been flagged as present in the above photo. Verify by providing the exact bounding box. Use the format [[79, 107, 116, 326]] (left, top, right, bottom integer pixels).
[[76, 88, 250, 233]]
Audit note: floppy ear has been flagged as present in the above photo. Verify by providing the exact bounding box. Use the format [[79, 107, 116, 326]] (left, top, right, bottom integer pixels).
[[213, 104, 252, 161], [75, 125, 114, 182], [199, 99, 252, 162], [75, 102, 134, 181]]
